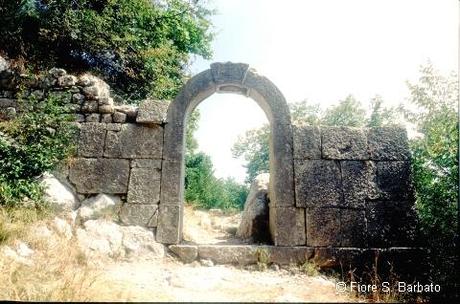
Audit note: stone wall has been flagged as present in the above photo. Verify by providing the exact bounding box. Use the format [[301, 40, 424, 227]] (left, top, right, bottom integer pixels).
[[0, 57, 418, 249], [293, 125, 417, 248]]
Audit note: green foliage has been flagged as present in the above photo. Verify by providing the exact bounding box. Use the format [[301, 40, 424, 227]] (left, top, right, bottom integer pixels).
[[404, 64, 458, 296], [186, 110, 200, 155], [185, 152, 248, 210], [367, 95, 400, 128], [232, 126, 270, 184], [0, 93, 77, 205], [0, 0, 214, 101], [322, 94, 366, 127]]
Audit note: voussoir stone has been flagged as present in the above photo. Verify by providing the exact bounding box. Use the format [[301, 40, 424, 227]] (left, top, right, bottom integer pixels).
[[104, 123, 163, 158], [322, 126, 368, 160], [368, 127, 410, 160], [210, 62, 249, 85], [69, 158, 130, 194], [136, 99, 169, 124]]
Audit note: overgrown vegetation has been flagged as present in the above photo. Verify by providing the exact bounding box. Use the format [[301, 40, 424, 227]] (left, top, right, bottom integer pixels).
[[404, 63, 458, 300], [0, 0, 214, 101], [0, 92, 77, 206]]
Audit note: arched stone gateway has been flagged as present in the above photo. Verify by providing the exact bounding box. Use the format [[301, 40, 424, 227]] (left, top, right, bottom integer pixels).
[[157, 62, 297, 245]]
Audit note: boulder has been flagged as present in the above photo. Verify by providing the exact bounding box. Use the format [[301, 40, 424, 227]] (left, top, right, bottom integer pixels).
[[77, 194, 122, 222], [236, 173, 270, 243], [77, 219, 164, 260], [40, 172, 80, 211]]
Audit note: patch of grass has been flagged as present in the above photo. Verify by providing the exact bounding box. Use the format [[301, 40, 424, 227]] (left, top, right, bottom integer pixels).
[[300, 261, 320, 277], [0, 204, 52, 245]]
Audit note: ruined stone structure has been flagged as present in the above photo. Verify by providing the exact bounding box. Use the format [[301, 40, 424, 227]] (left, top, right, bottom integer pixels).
[[1, 59, 419, 267]]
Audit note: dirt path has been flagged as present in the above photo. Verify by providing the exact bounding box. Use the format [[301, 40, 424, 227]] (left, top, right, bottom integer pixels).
[[91, 257, 358, 302]]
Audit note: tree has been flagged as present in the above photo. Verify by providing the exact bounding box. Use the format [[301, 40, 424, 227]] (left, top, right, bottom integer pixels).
[[403, 63, 458, 300], [0, 0, 214, 101], [322, 94, 366, 127], [367, 95, 400, 127]]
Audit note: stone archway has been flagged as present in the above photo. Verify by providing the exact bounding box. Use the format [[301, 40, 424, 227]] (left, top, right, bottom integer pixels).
[[157, 62, 296, 245]]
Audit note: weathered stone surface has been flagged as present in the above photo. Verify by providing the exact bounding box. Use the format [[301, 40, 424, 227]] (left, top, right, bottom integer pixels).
[[340, 209, 366, 247], [85, 113, 100, 122], [269, 206, 305, 246], [156, 205, 182, 244], [306, 208, 341, 247], [77, 123, 106, 157], [237, 173, 270, 243], [159, 160, 183, 206], [0, 98, 17, 108], [49, 68, 67, 78], [366, 201, 417, 247], [77, 194, 122, 222], [369, 161, 413, 201], [169, 244, 198, 263], [368, 127, 410, 160], [99, 104, 114, 114], [293, 124, 321, 160], [322, 126, 368, 160], [210, 62, 249, 85], [112, 111, 127, 123], [295, 160, 343, 208], [114, 105, 138, 119], [119, 225, 165, 258], [104, 124, 163, 158], [341, 161, 369, 208], [198, 245, 258, 265], [57, 75, 77, 87], [40, 172, 80, 211], [77, 219, 124, 257], [131, 159, 162, 168], [127, 165, 161, 204], [69, 158, 130, 194], [81, 75, 110, 100], [81, 100, 98, 113], [0, 56, 9, 72], [120, 204, 158, 227], [101, 113, 112, 123], [136, 99, 169, 124]]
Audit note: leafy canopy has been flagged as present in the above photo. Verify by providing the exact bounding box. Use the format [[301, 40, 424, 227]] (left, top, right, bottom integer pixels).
[[0, 0, 214, 101]]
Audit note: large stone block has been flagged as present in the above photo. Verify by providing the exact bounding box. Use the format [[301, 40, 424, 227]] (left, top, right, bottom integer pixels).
[[322, 126, 368, 160], [369, 161, 413, 201], [341, 161, 369, 208], [159, 160, 184, 206], [306, 207, 341, 247], [104, 123, 163, 158], [119, 203, 158, 227], [77, 123, 106, 157], [210, 62, 249, 85], [69, 158, 130, 194], [127, 167, 161, 204], [136, 99, 169, 124], [340, 209, 367, 247], [295, 160, 343, 208], [366, 201, 417, 247], [156, 205, 182, 244], [368, 127, 410, 160], [269, 206, 305, 246], [293, 125, 321, 160]]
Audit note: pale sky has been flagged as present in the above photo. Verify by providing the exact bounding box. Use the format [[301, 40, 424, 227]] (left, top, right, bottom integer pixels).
[[190, 0, 458, 183]]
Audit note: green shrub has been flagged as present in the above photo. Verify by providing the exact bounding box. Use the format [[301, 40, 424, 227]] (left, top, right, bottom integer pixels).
[[0, 93, 77, 206], [0, 0, 214, 101], [184, 152, 249, 210]]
